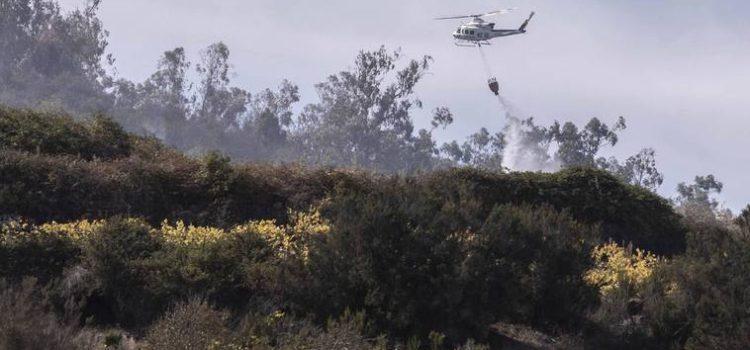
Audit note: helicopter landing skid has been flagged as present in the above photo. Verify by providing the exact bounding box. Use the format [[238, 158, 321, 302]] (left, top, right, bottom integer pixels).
[[454, 40, 491, 47]]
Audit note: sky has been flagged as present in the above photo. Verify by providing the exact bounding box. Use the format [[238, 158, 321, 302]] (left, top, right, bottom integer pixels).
[[58, 0, 750, 211]]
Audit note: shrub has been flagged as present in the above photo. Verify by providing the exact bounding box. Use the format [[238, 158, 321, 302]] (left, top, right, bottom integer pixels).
[[232, 309, 386, 350], [1, 147, 687, 256], [583, 242, 663, 348], [585, 242, 662, 302], [642, 223, 750, 349], [144, 298, 231, 350], [0, 220, 81, 283], [80, 217, 164, 327], [309, 177, 600, 344], [0, 278, 98, 350], [457, 205, 599, 331], [0, 107, 131, 160]]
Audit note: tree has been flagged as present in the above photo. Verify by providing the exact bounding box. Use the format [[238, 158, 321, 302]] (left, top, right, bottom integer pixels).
[[601, 148, 664, 191], [550, 117, 626, 168], [445, 116, 628, 173], [292, 46, 449, 172], [441, 127, 504, 170], [676, 175, 724, 221], [189, 42, 250, 152], [113, 47, 192, 145], [236, 80, 301, 161], [0, 0, 113, 114]]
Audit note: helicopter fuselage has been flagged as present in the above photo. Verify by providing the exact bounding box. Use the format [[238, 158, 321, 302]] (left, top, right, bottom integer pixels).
[[446, 13, 534, 46], [452, 19, 525, 43]]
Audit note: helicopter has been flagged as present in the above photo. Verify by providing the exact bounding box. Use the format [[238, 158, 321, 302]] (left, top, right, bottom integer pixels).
[[436, 9, 535, 47]]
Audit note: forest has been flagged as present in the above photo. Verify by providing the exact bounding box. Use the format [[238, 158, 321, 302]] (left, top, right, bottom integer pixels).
[[1, 1, 749, 349]]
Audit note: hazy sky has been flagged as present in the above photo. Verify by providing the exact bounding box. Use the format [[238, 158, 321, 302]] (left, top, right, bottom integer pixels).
[[58, 0, 750, 210]]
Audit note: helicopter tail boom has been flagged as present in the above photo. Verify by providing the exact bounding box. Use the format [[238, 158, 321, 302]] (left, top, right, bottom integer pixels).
[[519, 12, 535, 32]]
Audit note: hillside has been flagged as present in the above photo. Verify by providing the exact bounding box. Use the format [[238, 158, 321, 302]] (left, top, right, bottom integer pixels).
[[1, 107, 749, 349]]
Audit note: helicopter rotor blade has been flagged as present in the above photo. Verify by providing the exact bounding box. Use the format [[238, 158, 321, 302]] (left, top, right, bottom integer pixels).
[[435, 14, 479, 20], [480, 8, 517, 17], [435, 8, 516, 20]]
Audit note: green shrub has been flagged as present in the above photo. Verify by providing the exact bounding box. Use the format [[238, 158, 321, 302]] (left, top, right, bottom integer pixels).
[[80, 217, 164, 327], [642, 223, 750, 349], [456, 205, 599, 331], [1, 145, 686, 256], [308, 179, 600, 344], [0, 107, 131, 160], [421, 167, 686, 255], [0, 220, 80, 283]]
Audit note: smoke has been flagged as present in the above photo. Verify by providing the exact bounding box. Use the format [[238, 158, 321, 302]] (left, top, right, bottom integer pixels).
[[478, 46, 558, 173], [498, 96, 560, 173]]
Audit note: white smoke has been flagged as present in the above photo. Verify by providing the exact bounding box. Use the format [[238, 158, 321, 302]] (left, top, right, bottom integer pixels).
[[498, 97, 560, 173]]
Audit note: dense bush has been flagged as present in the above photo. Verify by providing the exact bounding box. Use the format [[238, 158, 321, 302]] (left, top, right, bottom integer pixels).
[[307, 179, 600, 343], [0, 107, 131, 160], [0, 159, 685, 255], [7, 106, 744, 348], [642, 223, 750, 349], [144, 298, 232, 350], [0, 220, 81, 284], [0, 278, 98, 350]]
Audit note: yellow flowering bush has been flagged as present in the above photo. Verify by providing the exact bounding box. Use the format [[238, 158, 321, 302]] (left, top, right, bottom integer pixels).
[[0, 220, 33, 245], [39, 220, 105, 242], [160, 220, 226, 246], [152, 209, 330, 264], [237, 209, 330, 262], [2, 219, 107, 246], [584, 242, 662, 297]]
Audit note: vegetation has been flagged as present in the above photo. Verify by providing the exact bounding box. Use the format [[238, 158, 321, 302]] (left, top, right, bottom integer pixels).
[[1, 1, 748, 348], [0, 108, 747, 349]]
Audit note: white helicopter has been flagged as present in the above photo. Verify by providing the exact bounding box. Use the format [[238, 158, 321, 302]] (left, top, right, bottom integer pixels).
[[436, 8, 535, 47]]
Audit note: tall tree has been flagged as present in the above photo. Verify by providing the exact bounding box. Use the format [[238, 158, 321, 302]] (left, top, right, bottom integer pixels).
[[0, 0, 112, 113], [113, 47, 192, 144], [601, 148, 665, 191], [676, 174, 724, 221], [293, 46, 449, 172], [191, 42, 250, 152], [550, 117, 626, 167]]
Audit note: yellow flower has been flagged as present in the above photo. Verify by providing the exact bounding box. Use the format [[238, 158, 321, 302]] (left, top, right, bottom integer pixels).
[[39, 220, 105, 242], [584, 242, 662, 297], [160, 220, 225, 246]]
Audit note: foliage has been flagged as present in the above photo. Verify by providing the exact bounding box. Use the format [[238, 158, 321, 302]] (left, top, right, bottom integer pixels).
[[0, 0, 113, 114], [144, 298, 231, 350], [0, 219, 81, 284], [636, 222, 750, 349], [0, 107, 131, 159], [4, 104, 744, 348], [601, 148, 665, 191], [675, 175, 725, 222], [0, 114, 686, 254], [550, 116, 627, 168], [293, 46, 445, 172], [308, 181, 600, 343], [584, 242, 663, 348], [736, 205, 750, 237], [0, 278, 98, 350], [79, 217, 164, 327], [585, 242, 661, 298]]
